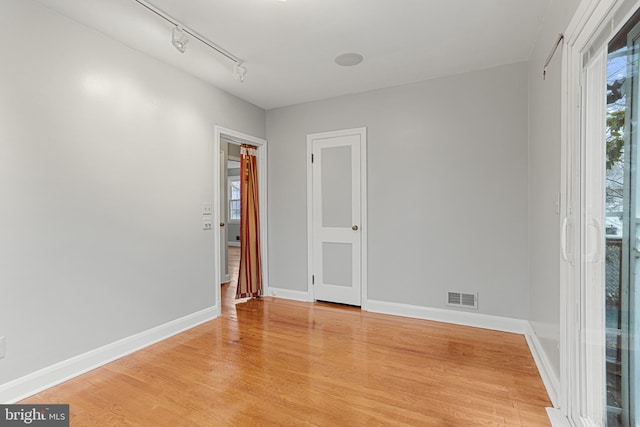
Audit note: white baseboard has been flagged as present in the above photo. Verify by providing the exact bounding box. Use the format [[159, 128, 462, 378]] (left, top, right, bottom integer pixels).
[[525, 322, 560, 408], [0, 306, 218, 404], [266, 286, 311, 302], [227, 242, 240, 247], [365, 300, 527, 334], [546, 408, 572, 427]]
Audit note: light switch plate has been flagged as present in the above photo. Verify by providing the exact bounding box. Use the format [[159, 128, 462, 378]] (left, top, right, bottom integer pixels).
[[202, 217, 212, 230], [202, 202, 213, 216], [0, 336, 5, 359]]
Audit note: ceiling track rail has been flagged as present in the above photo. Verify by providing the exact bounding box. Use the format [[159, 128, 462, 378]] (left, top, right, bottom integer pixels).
[[132, 0, 242, 64]]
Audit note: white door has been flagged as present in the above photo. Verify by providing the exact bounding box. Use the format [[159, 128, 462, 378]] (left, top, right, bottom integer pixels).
[[308, 128, 366, 306], [220, 149, 230, 284]]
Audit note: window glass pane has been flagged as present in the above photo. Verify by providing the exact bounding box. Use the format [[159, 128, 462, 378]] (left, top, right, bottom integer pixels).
[[229, 201, 239, 220], [229, 178, 241, 221], [606, 9, 640, 425], [231, 181, 240, 199], [606, 34, 626, 427]]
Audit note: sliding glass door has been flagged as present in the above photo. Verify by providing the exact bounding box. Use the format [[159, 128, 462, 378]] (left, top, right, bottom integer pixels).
[[605, 10, 640, 425]]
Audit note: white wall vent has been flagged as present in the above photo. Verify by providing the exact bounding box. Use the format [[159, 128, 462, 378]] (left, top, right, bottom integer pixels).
[[446, 291, 478, 309]]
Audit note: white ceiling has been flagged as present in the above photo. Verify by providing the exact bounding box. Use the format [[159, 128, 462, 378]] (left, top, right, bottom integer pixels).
[[34, 0, 550, 110]]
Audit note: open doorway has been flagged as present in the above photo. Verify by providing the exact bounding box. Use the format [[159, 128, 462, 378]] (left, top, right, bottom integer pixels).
[[220, 142, 242, 309], [213, 127, 268, 317]]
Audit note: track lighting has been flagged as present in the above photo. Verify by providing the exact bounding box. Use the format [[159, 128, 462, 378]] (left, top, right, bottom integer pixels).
[[133, 0, 247, 81], [171, 26, 189, 53]]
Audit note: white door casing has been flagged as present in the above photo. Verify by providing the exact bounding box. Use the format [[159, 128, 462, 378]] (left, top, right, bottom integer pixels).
[[307, 128, 367, 307]]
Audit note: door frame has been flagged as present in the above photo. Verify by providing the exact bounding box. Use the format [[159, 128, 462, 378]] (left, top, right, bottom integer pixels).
[[306, 127, 368, 309], [561, 0, 640, 424], [214, 126, 269, 316]]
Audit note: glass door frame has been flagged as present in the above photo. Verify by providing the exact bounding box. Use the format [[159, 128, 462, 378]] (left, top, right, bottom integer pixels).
[[624, 21, 640, 425], [561, 0, 640, 425]]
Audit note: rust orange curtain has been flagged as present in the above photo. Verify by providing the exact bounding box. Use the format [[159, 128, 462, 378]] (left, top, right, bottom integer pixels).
[[236, 144, 262, 299]]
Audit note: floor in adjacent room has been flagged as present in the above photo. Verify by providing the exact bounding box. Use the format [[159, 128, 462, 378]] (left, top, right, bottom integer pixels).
[[21, 246, 551, 426]]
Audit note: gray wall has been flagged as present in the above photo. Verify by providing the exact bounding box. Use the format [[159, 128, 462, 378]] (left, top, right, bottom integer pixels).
[[0, 0, 264, 384], [527, 0, 581, 381], [266, 62, 529, 319], [228, 144, 241, 159]]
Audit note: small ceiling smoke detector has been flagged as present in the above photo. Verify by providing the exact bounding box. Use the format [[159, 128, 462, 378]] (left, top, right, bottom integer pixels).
[[335, 52, 364, 67]]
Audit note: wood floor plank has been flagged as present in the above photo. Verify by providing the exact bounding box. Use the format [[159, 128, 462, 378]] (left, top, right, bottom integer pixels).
[[21, 247, 551, 426]]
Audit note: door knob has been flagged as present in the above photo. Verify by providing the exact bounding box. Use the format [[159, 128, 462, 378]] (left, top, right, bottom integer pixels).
[[352, 225, 358, 231], [220, 222, 225, 227]]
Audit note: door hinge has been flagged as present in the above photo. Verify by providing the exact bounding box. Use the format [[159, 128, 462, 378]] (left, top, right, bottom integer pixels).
[[311, 153, 314, 163], [312, 275, 315, 285]]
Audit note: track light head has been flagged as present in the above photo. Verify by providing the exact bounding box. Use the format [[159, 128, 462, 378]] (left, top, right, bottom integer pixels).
[[171, 26, 189, 53], [234, 62, 248, 83]]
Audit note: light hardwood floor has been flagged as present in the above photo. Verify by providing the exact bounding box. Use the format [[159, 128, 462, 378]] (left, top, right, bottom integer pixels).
[[22, 247, 551, 426]]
